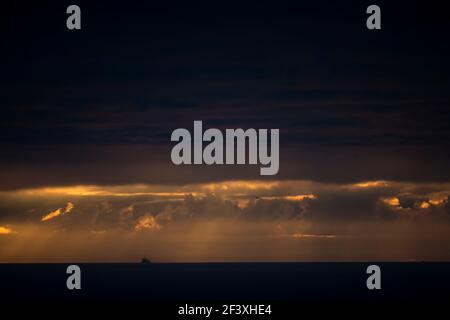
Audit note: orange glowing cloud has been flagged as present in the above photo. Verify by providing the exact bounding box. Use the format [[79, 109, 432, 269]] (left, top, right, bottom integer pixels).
[[21, 185, 194, 198], [429, 196, 448, 206], [203, 181, 280, 193], [381, 196, 401, 207], [0, 226, 15, 234], [352, 181, 389, 189], [135, 214, 161, 231], [419, 202, 431, 209], [260, 194, 316, 201], [41, 202, 75, 222]]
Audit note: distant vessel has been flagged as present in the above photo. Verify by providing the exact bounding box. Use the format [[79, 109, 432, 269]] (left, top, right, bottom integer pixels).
[[141, 257, 151, 264]]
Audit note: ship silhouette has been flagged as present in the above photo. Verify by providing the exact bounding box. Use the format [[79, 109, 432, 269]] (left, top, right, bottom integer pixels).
[[141, 257, 151, 264]]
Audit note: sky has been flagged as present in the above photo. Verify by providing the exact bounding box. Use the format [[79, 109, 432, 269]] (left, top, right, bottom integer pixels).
[[0, 1, 449, 262]]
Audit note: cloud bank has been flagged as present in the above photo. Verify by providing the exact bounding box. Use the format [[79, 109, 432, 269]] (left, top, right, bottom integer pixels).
[[1, 180, 449, 262]]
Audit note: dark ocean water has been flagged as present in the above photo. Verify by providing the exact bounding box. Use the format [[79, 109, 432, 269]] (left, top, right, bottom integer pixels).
[[1, 262, 449, 300]]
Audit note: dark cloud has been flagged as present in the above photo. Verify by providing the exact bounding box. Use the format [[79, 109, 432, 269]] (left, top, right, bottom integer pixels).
[[0, 1, 449, 188]]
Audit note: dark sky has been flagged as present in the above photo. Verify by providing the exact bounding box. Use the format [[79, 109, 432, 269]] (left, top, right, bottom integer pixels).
[[1, 0, 449, 189]]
